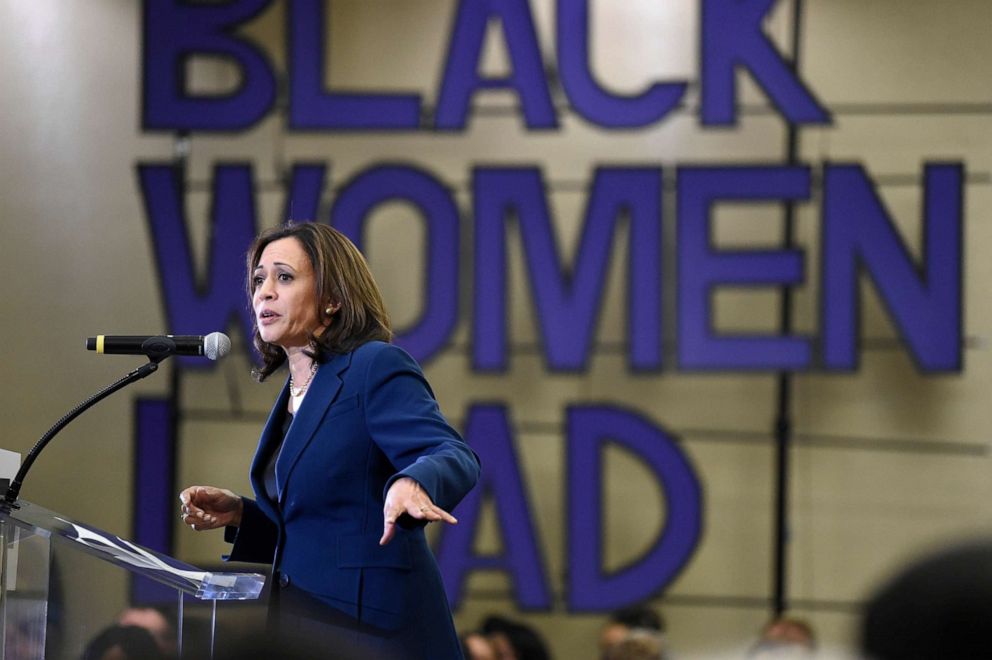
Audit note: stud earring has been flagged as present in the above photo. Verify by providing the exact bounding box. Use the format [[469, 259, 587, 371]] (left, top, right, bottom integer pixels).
[[325, 305, 335, 316]]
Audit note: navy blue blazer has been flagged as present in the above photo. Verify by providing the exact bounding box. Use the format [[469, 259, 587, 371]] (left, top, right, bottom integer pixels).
[[226, 341, 480, 657]]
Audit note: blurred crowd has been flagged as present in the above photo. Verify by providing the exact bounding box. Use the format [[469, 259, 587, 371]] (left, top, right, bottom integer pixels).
[[74, 537, 992, 659], [457, 537, 992, 660], [457, 607, 814, 660], [459, 606, 670, 660]]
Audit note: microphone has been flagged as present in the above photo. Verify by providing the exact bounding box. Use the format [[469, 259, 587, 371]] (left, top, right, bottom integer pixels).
[[85, 333, 231, 361], [4, 333, 231, 505]]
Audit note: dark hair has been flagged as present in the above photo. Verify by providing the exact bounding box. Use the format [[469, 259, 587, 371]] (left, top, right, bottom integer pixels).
[[610, 605, 665, 633], [862, 539, 992, 659], [246, 223, 392, 380], [81, 625, 164, 660], [482, 615, 552, 660], [211, 630, 370, 660]]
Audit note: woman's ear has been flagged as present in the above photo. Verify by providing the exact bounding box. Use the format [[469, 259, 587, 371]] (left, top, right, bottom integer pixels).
[[323, 301, 341, 317]]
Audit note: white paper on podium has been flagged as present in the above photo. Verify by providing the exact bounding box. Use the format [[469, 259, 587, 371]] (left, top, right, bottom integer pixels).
[[0, 447, 19, 482]]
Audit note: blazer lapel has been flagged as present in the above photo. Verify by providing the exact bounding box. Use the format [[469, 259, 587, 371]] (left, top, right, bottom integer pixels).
[[248, 382, 291, 515], [274, 352, 352, 501]]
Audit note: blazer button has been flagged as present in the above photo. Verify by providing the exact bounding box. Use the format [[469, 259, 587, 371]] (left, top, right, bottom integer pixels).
[[278, 571, 291, 588]]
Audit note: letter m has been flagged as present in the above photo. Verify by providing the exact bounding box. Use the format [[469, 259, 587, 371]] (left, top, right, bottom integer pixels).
[[473, 167, 662, 371]]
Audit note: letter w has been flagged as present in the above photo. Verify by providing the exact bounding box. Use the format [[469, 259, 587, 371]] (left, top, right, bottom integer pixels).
[[136, 162, 326, 366]]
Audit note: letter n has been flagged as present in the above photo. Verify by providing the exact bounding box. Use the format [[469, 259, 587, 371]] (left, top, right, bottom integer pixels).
[[822, 163, 964, 371]]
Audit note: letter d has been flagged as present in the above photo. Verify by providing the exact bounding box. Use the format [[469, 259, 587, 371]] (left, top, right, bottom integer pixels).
[[568, 405, 702, 610]]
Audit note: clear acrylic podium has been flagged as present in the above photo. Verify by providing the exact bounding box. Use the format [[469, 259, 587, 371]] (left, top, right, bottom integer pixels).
[[0, 499, 265, 659]]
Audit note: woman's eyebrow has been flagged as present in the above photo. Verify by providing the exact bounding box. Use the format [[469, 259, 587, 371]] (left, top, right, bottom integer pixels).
[[254, 261, 297, 272]]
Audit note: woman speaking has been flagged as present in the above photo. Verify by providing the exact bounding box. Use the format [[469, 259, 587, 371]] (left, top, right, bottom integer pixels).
[[178, 223, 480, 659]]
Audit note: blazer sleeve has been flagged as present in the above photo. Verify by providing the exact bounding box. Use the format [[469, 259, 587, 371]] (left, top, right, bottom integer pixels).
[[364, 344, 481, 512], [222, 496, 278, 564]]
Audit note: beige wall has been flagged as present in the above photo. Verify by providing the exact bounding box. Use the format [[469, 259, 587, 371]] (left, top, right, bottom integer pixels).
[[2, 1, 990, 658]]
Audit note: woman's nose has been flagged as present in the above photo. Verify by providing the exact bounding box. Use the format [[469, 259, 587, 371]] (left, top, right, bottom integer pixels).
[[256, 278, 275, 301]]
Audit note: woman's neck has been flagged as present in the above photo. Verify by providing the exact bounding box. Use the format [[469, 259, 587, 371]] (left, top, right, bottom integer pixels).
[[286, 347, 317, 413], [286, 348, 312, 380]]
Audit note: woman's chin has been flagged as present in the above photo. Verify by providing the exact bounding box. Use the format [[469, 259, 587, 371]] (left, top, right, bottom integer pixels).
[[259, 331, 283, 347]]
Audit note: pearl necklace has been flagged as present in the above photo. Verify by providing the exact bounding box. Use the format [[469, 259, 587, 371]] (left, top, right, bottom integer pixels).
[[289, 361, 317, 397]]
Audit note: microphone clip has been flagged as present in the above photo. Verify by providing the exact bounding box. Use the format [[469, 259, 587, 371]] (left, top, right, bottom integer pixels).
[[141, 336, 180, 363]]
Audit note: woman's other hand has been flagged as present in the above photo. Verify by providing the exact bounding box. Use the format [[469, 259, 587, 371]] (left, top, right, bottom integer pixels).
[[179, 485, 243, 531], [380, 477, 457, 545]]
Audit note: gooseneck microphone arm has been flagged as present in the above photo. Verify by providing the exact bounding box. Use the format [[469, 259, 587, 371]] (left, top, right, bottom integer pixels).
[[3, 358, 163, 506]]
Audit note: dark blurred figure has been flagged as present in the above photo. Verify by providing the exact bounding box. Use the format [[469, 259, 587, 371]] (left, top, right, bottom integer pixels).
[[599, 605, 665, 659], [862, 539, 992, 660], [462, 630, 497, 660], [209, 629, 371, 660], [482, 615, 552, 660], [748, 616, 816, 658], [116, 606, 177, 658], [178, 615, 218, 659], [604, 628, 666, 660], [80, 625, 164, 660]]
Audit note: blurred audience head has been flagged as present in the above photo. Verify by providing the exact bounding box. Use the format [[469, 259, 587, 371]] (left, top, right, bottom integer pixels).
[[604, 628, 666, 660], [600, 605, 665, 658], [862, 538, 992, 659], [748, 616, 816, 658], [482, 615, 552, 660], [81, 624, 164, 660], [116, 606, 176, 657], [462, 630, 497, 660]]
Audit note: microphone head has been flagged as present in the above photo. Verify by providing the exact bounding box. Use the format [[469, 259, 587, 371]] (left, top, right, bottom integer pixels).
[[204, 332, 232, 361]]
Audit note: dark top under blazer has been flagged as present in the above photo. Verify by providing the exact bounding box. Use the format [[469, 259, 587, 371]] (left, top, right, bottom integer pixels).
[[225, 341, 480, 657]]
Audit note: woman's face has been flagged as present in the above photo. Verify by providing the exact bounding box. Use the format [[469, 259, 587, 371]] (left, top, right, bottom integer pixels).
[[252, 237, 325, 350]]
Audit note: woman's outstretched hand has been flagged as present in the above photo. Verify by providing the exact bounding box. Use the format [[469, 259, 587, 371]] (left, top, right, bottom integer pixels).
[[179, 485, 243, 531], [380, 477, 457, 545]]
